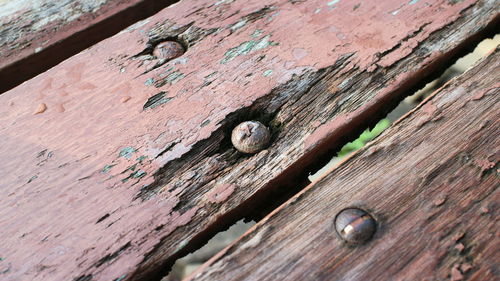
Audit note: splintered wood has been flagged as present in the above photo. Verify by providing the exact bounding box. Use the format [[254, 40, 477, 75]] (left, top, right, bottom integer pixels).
[[0, 0, 498, 280], [190, 50, 500, 281]]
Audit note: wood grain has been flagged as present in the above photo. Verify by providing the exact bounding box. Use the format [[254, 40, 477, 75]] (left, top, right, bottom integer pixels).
[[0, 0, 178, 93], [190, 49, 500, 281], [0, 0, 498, 280]]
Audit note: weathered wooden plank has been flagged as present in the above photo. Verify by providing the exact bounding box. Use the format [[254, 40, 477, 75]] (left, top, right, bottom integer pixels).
[[0, 0, 498, 280], [0, 0, 177, 93], [189, 50, 500, 281]]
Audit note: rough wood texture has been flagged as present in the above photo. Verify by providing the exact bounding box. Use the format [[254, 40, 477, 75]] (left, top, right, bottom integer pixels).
[[0, 0, 177, 93], [190, 50, 500, 281], [0, 0, 498, 280]]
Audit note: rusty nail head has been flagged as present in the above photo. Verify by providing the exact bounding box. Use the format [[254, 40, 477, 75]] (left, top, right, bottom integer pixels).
[[153, 41, 185, 60], [335, 208, 376, 244], [231, 121, 271, 154]]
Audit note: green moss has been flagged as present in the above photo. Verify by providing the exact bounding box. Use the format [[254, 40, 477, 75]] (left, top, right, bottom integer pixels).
[[136, 156, 148, 163], [154, 70, 185, 88], [164, 71, 184, 84], [114, 275, 127, 281], [119, 147, 136, 159], [327, 0, 340, 6], [101, 164, 116, 173], [132, 170, 146, 178], [122, 170, 146, 183], [231, 19, 247, 31], [251, 29, 263, 38], [337, 119, 390, 158], [221, 35, 278, 64], [263, 69, 273, 77], [124, 163, 138, 172], [144, 78, 155, 86], [143, 92, 173, 110]]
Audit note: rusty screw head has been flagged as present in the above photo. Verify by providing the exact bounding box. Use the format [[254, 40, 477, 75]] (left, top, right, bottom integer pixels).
[[152, 41, 185, 61], [335, 208, 376, 244], [231, 121, 271, 154]]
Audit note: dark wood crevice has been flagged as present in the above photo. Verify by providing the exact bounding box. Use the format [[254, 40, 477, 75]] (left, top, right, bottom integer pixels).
[[138, 13, 500, 281], [189, 47, 499, 281], [1, 1, 498, 281], [135, 62, 333, 200], [305, 16, 500, 178]]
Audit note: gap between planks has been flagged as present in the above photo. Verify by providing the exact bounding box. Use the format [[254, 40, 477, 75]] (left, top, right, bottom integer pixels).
[[0, 1, 498, 281], [188, 45, 500, 281]]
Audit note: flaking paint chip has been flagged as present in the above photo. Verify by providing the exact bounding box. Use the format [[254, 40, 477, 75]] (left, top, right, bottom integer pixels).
[[460, 263, 472, 273], [121, 96, 131, 103], [454, 243, 465, 253], [34, 103, 47, 114], [451, 264, 463, 281], [433, 195, 446, 206]]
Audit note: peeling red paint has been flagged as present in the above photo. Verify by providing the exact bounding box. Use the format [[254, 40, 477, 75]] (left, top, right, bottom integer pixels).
[[206, 184, 237, 203], [474, 158, 496, 172], [304, 112, 355, 150], [451, 264, 464, 281], [414, 101, 441, 128], [0, 0, 492, 280], [421, 101, 438, 116], [471, 84, 500, 101], [0, 0, 180, 93], [454, 243, 465, 253], [472, 90, 487, 100], [302, 46, 466, 151], [460, 263, 472, 273]]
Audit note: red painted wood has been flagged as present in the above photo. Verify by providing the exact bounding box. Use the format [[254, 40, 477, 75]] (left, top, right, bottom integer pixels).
[[0, 0, 497, 280], [190, 49, 500, 281], [0, 0, 178, 93]]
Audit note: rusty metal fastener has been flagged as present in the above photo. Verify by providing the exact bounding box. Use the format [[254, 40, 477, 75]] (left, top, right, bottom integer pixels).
[[152, 41, 185, 60], [231, 121, 271, 154], [335, 208, 376, 244]]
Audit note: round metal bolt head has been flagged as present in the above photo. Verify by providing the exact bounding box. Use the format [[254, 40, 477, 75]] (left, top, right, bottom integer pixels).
[[335, 208, 376, 244], [231, 121, 271, 154], [153, 41, 185, 60]]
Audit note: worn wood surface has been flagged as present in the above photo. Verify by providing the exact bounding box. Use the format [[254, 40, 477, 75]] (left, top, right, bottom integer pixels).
[[0, 0, 177, 93], [190, 50, 500, 281], [0, 0, 498, 280]]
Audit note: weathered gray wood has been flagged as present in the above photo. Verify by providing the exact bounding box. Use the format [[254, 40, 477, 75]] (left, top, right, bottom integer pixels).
[[0, 0, 498, 280], [0, 0, 177, 93], [190, 49, 500, 281]]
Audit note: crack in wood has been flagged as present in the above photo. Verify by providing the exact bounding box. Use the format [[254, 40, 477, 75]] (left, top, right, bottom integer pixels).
[[1, 1, 498, 281], [142, 20, 500, 281], [94, 242, 132, 268]]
